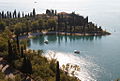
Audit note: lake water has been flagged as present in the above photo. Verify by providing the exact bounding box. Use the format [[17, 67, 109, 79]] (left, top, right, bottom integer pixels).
[[1, 0, 120, 81], [28, 34, 120, 81]]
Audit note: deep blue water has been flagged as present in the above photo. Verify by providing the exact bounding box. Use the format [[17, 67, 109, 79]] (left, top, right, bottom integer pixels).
[[1, 0, 120, 80]]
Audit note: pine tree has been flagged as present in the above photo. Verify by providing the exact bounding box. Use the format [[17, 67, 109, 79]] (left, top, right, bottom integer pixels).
[[56, 61, 60, 81]]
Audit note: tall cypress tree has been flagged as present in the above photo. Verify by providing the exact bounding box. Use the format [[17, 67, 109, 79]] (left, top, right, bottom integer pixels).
[[14, 9, 17, 18], [33, 8, 36, 17], [12, 45, 17, 59], [83, 19, 86, 34], [27, 13, 30, 17], [55, 10, 57, 15], [21, 46, 24, 57], [7, 11, 9, 18], [21, 56, 32, 74], [22, 12, 24, 18], [18, 12, 21, 18], [10, 12, 12, 18], [57, 14, 60, 32], [16, 35, 20, 53], [2, 11, 4, 18], [8, 40, 13, 56], [30, 12, 33, 17], [8, 40, 15, 61], [0, 12, 1, 19], [56, 61, 60, 81]]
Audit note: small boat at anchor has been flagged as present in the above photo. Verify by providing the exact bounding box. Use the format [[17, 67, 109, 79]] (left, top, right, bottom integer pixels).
[[44, 40, 48, 44], [74, 50, 80, 54]]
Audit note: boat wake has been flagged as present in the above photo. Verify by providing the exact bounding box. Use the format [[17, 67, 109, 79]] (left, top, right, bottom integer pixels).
[[44, 50, 103, 81]]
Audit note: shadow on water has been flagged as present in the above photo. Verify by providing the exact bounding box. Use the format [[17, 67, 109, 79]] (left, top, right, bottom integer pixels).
[[27, 35, 103, 46]]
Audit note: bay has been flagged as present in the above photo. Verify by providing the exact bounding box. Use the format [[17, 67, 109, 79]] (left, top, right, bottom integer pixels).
[[1, 0, 120, 80]]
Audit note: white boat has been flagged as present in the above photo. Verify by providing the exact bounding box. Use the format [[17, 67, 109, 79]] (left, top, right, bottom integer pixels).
[[74, 50, 80, 54], [44, 40, 48, 44], [28, 33, 33, 38]]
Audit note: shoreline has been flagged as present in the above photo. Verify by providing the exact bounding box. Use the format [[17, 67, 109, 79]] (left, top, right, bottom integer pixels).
[[44, 31, 111, 36], [17, 31, 111, 39]]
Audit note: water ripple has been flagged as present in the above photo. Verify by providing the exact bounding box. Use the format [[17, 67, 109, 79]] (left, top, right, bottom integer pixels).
[[44, 50, 104, 81]]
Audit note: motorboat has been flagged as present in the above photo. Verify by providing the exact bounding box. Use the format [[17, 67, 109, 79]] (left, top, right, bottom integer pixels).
[[44, 40, 48, 44], [74, 50, 80, 54]]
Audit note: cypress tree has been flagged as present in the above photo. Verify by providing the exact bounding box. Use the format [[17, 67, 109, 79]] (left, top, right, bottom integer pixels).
[[55, 10, 57, 15], [16, 35, 20, 53], [21, 56, 27, 73], [8, 40, 13, 56], [18, 12, 21, 18], [8, 40, 15, 61], [65, 20, 67, 33], [2, 11, 4, 18], [22, 12, 24, 18], [12, 45, 17, 59], [27, 13, 30, 17], [21, 46, 24, 57], [46, 9, 51, 15], [13, 9, 17, 18], [29, 12, 31, 17], [83, 19, 86, 34], [7, 11, 9, 18], [0, 12, 1, 19], [4, 14, 7, 18], [51, 10, 54, 15], [10, 12, 12, 18], [21, 56, 32, 74], [33, 8, 36, 17], [27, 58, 32, 74], [57, 14, 60, 32], [56, 61, 60, 81]]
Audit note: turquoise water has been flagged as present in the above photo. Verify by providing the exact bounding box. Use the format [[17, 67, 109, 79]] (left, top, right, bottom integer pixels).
[[1, 0, 120, 80], [28, 34, 120, 81]]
